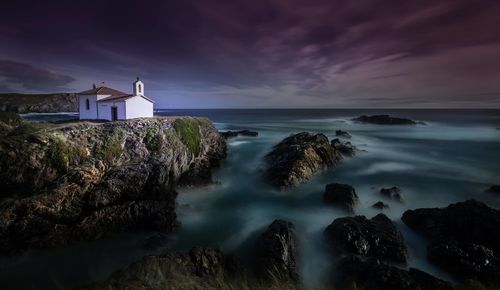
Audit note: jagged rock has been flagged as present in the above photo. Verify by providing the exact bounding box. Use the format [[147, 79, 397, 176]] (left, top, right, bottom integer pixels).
[[331, 138, 357, 156], [323, 183, 358, 213], [82, 247, 244, 290], [402, 200, 500, 283], [256, 219, 299, 282], [220, 130, 258, 138], [335, 130, 351, 138], [264, 132, 341, 190], [486, 185, 500, 194], [325, 214, 407, 264], [335, 255, 453, 290], [372, 201, 389, 210], [354, 115, 417, 125], [380, 186, 403, 202], [0, 117, 226, 253]]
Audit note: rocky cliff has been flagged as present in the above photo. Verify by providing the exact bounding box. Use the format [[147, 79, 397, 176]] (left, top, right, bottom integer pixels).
[[0, 93, 78, 113], [0, 116, 226, 253]]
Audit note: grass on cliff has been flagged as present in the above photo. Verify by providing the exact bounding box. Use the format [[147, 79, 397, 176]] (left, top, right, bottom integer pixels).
[[144, 125, 164, 153], [46, 136, 87, 173], [173, 118, 201, 156], [97, 127, 126, 164]]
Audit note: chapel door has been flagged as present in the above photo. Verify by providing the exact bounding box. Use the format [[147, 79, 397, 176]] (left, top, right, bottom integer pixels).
[[111, 106, 118, 121]]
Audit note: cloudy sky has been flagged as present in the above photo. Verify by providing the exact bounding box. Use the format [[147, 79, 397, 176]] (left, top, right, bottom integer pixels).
[[1, 0, 500, 108]]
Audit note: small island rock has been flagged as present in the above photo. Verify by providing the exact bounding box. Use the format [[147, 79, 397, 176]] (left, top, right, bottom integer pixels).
[[323, 183, 358, 213], [354, 115, 417, 125]]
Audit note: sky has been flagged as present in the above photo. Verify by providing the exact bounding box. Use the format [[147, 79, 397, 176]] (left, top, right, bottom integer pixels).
[[1, 0, 500, 108]]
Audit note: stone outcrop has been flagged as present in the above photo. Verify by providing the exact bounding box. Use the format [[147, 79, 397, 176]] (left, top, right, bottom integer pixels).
[[486, 185, 500, 194], [331, 138, 357, 156], [0, 117, 226, 253], [372, 201, 389, 210], [354, 115, 417, 125], [335, 130, 351, 138], [255, 219, 299, 282], [0, 93, 78, 113], [380, 186, 403, 202], [335, 255, 452, 290], [220, 130, 258, 138], [323, 183, 358, 213], [325, 214, 407, 264], [264, 132, 342, 190], [82, 247, 243, 290], [402, 200, 500, 283]]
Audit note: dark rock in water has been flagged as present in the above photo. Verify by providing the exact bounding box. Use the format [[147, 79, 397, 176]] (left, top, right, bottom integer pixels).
[[0, 117, 227, 253], [354, 115, 417, 125], [264, 132, 341, 190], [220, 130, 258, 138], [331, 138, 357, 156], [486, 185, 500, 194], [335, 130, 351, 138], [82, 246, 244, 290], [323, 183, 358, 213], [324, 214, 407, 264], [373, 201, 389, 210], [380, 186, 403, 202], [335, 255, 453, 290], [142, 233, 170, 250], [402, 200, 500, 283], [427, 240, 500, 282], [256, 219, 299, 282]]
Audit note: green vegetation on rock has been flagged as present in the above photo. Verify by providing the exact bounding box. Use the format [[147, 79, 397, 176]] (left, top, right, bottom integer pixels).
[[97, 127, 126, 164], [173, 118, 201, 156], [46, 136, 87, 173], [144, 125, 164, 153]]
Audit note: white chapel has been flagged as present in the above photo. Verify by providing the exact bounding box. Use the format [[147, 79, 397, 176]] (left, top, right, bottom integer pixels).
[[78, 78, 154, 121]]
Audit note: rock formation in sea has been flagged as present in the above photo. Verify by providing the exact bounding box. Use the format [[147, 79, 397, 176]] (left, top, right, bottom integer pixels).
[[325, 213, 407, 264], [82, 247, 244, 290], [372, 201, 389, 210], [0, 116, 226, 253], [220, 129, 258, 138], [335, 255, 453, 290], [380, 186, 403, 202], [354, 114, 417, 125], [323, 183, 359, 213], [263, 132, 342, 190], [335, 130, 351, 138], [255, 219, 299, 282], [0, 93, 78, 113], [402, 200, 500, 283], [331, 138, 358, 156]]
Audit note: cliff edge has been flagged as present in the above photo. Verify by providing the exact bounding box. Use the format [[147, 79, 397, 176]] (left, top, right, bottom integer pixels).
[[0, 116, 226, 253]]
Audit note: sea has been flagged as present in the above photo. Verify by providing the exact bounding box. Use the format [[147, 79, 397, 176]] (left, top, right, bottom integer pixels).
[[2, 109, 500, 289]]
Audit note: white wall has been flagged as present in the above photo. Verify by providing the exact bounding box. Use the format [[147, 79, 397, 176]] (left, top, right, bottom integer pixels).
[[125, 96, 154, 119], [97, 101, 127, 121], [79, 95, 98, 119]]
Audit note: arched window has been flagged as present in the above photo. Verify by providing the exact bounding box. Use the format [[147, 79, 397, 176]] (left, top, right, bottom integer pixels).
[[86, 99, 90, 110], [138, 84, 142, 94]]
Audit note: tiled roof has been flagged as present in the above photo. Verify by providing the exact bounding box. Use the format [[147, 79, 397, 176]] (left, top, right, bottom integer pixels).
[[78, 86, 127, 96], [97, 94, 155, 103]]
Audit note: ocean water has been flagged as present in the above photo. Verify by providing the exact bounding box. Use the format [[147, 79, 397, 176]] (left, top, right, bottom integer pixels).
[[2, 109, 500, 289]]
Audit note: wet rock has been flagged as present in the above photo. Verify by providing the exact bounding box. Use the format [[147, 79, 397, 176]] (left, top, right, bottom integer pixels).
[[264, 132, 341, 190], [323, 183, 358, 213], [220, 130, 258, 138], [331, 138, 357, 156], [372, 201, 389, 210], [256, 219, 299, 282], [335, 130, 351, 138], [325, 214, 407, 264], [83, 247, 244, 290], [380, 186, 403, 202], [402, 200, 500, 283], [354, 115, 417, 125], [335, 255, 453, 290], [486, 185, 500, 194]]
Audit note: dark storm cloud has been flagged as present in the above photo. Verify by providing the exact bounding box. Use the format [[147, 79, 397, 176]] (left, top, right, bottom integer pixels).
[[0, 60, 75, 92], [1, 0, 499, 107]]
